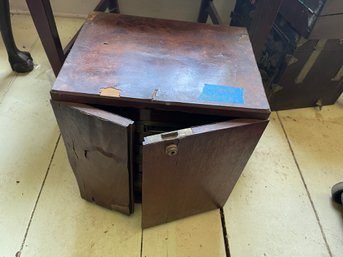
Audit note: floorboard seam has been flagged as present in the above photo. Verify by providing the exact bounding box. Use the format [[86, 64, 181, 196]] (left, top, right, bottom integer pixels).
[[0, 76, 17, 105], [140, 228, 144, 257], [220, 208, 231, 257], [0, 36, 40, 106], [276, 112, 333, 257], [17, 135, 61, 254]]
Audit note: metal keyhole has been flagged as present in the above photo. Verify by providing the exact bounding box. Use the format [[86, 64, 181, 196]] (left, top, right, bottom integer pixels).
[[165, 144, 178, 156]]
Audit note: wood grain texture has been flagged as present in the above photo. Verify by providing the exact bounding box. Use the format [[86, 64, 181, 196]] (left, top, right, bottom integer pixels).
[[278, 103, 343, 257], [142, 119, 268, 228], [51, 101, 134, 214], [19, 142, 143, 257], [52, 12, 270, 119], [224, 113, 332, 257], [142, 210, 226, 257]]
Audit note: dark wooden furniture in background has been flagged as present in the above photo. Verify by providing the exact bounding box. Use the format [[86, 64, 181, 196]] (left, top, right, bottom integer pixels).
[[231, 0, 343, 110], [51, 12, 270, 228], [24, 0, 222, 77], [230, 0, 284, 61], [198, 0, 223, 24], [0, 0, 33, 73], [24, 0, 120, 76], [332, 182, 343, 207]]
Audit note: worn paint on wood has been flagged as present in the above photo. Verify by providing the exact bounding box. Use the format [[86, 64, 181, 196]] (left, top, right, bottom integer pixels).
[[52, 12, 270, 119], [51, 101, 134, 214]]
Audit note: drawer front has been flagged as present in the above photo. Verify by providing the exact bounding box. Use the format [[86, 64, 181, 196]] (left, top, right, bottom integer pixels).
[[279, 0, 325, 37], [309, 15, 343, 39], [300, 0, 326, 12], [321, 0, 343, 15], [142, 119, 268, 228], [51, 101, 134, 215]]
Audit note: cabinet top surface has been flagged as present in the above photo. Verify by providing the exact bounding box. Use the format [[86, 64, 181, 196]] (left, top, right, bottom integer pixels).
[[52, 12, 270, 118]]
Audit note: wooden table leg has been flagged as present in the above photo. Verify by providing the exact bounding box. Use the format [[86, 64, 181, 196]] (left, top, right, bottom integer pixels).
[[63, 0, 120, 58], [25, 0, 64, 76], [0, 0, 34, 73], [197, 0, 222, 25], [108, 0, 120, 13], [197, 0, 210, 23]]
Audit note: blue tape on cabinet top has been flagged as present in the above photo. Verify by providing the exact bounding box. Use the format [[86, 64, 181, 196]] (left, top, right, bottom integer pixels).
[[198, 84, 245, 104]]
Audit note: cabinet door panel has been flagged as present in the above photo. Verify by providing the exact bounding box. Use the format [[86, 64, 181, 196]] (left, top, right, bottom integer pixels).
[[142, 119, 268, 228], [51, 101, 134, 214]]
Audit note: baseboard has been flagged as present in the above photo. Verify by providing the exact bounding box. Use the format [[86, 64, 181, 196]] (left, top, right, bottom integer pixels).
[[10, 9, 87, 19]]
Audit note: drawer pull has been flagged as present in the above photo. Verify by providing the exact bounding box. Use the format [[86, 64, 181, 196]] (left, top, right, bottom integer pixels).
[[144, 128, 193, 144], [161, 131, 178, 139]]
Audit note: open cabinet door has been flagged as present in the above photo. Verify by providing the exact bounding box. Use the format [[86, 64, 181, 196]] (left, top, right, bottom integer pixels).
[[51, 101, 134, 215], [142, 119, 268, 228]]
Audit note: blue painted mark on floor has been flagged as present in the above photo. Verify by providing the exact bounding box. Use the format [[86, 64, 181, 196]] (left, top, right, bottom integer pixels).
[[198, 84, 245, 104]]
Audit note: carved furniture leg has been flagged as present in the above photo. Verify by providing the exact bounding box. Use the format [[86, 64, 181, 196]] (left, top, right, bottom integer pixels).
[[108, 0, 120, 13], [25, 0, 119, 76], [25, 0, 65, 76], [197, 0, 223, 24], [0, 0, 34, 73]]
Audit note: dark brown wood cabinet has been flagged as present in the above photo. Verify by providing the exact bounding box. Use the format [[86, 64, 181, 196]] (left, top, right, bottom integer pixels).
[[51, 12, 270, 228], [231, 0, 343, 111], [279, 0, 343, 40]]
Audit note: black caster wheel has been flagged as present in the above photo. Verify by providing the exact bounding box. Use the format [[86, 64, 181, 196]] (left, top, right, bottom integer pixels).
[[331, 182, 343, 205]]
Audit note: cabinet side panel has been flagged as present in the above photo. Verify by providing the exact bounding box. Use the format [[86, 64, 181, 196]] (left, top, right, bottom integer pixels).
[[309, 15, 343, 39], [321, 0, 343, 15], [51, 101, 133, 214], [269, 39, 343, 110], [142, 119, 268, 228]]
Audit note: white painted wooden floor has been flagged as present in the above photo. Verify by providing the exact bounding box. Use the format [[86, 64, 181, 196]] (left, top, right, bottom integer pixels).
[[0, 14, 342, 257]]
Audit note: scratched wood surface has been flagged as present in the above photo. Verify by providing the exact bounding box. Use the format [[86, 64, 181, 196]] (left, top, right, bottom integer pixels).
[[3, 13, 342, 257], [51, 101, 134, 214], [52, 12, 270, 119], [142, 119, 268, 228]]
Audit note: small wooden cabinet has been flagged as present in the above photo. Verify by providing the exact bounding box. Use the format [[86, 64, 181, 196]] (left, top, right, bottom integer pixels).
[[51, 12, 270, 228]]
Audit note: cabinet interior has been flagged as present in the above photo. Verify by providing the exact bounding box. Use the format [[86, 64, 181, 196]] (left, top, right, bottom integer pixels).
[[93, 104, 230, 202]]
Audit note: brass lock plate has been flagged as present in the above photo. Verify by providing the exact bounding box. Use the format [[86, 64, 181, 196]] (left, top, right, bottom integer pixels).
[[143, 128, 193, 144]]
